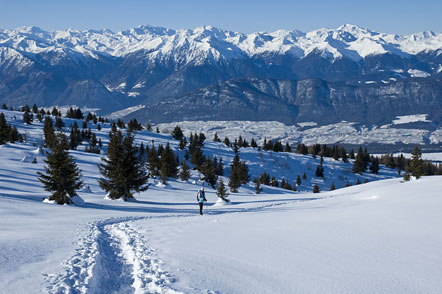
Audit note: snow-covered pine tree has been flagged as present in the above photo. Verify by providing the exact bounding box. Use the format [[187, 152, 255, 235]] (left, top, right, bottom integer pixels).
[[37, 133, 83, 204], [216, 179, 230, 202]]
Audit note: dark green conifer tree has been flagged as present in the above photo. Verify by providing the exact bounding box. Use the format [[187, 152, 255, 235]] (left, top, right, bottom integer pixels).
[[55, 117, 64, 130], [271, 176, 279, 187], [38, 133, 83, 204], [352, 147, 366, 174], [147, 144, 160, 177], [330, 182, 335, 191], [315, 164, 324, 177], [254, 178, 262, 194], [313, 184, 320, 193], [216, 179, 230, 202], [85, 133, 100, 154], [171, 126, 184, 140], [370, 158, 380, 174], [179, 161, 191, 181], [409, 146, 424, 179], [23, 111, 33, 124], [160, 143, 178, 178], [224, 137, 230, 147], [43, 117, 57, 149], [228, 167, 241, 193], [69, 122, 82, 150], [0, 113, 10, 145], [98, 131, 149, 200]]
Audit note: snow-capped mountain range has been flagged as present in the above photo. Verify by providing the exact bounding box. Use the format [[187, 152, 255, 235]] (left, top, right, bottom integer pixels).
[[1, 24, 442, 150], [1, 24, 442, 62]]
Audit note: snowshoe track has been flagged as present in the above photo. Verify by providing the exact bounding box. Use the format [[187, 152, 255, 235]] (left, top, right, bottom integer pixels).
[[45, 217, 182, 294]]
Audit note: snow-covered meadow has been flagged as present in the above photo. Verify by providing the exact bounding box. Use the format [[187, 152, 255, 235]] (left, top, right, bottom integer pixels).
[[1, 110, 441, 293]]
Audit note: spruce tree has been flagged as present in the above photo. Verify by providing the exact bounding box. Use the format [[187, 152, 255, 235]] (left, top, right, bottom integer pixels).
[[271, 176, 279, 187], [0, 113, 10, 145], [23, 111, 33, 124], [216, 179, 230, 202], [315, 164, 324, 177], [330, 182, 336, 191], [43, 117, 57, 149], [37, 133, 83, 204], [313, 184, 320, 193], [302, 172, 307, 180], [403, 169, 411, 181], [296, 174, 302, 186], [171, 126, 184, 140], [179, 161, 191, 181], [178, 136, 187, 150], [55, 117, 64, 130], [215, 157, 224, 176], [98, 131, 149, 200], [69, 122, 82, 150], [352, 147, 366, 174], [254, 178, 262, 194], [370, 158, 380, 174], [85, 133, 100, 154], [228, 168, 241, 193], [200, 157, 218, 188], [224, 137, 230, 147], [356, 178, 361, 185], [409, 146, 424, 179], [147, 144, 160, 177], [160, 143, 178, 178]]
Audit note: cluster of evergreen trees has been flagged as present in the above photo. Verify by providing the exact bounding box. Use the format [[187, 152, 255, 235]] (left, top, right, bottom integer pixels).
[[253, 171, 300, 193], [228, 153, 249, 192], [0, 113, 22, 144]]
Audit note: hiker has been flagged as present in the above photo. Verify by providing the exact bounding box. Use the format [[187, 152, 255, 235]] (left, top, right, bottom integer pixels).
[[197, 187, 207, 215]]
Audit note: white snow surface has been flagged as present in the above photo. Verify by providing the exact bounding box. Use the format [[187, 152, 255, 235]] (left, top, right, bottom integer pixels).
[[1, 109, 442, 293], [392, 114, 431, 125], [1, 24, 442, 64], [157, 120, 436, 145]]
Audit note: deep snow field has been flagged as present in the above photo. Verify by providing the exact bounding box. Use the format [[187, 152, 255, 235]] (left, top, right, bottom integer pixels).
[[1, 110, 441, 294]]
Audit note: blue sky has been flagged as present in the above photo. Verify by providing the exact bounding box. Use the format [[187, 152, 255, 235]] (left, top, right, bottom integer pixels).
[[0, 0, 440, 34]]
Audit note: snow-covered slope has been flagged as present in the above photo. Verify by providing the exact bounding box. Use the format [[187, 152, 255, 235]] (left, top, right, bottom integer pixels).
[[0, 109, 441, 293], [157, 120, 441, 146], [1, 24, 441, 63]]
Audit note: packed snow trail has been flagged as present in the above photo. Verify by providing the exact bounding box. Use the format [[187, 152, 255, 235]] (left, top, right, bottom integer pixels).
[[45, 217, 183, 294]]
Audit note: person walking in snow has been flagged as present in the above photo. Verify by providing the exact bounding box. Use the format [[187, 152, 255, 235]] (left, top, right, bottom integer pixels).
[[197, 187, 207, 215]]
